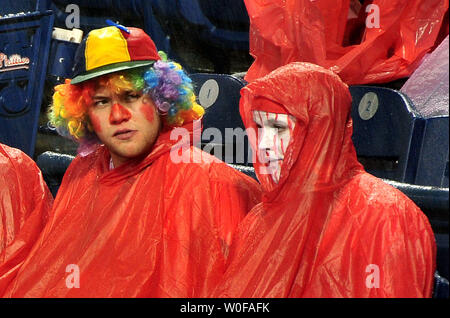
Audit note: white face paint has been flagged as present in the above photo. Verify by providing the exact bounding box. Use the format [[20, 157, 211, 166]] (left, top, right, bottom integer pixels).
[[253, 110, 296, 184]]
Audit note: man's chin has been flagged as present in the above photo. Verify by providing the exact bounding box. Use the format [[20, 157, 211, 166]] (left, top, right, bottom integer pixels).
[[109, 147, 152, 163]]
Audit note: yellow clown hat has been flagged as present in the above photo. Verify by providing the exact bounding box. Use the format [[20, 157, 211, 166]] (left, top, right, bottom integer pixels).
[[71, 24, 161, 84]]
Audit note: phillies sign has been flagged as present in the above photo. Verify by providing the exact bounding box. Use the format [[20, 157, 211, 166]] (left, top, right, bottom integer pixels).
[[0, 52, 30, 72]]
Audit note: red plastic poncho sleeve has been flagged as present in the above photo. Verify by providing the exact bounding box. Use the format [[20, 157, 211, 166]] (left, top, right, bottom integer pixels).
[[0, 145, 53, 295]]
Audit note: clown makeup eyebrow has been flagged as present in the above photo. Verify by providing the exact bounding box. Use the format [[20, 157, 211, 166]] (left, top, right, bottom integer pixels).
[[253, 110, 263, 127], [253, 111, 289, 128], [92, 94, 110, 101], [267, 113, 289, 129]]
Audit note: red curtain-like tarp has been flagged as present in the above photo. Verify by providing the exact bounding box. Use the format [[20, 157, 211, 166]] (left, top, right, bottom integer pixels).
[[244, 0, 449, 84]]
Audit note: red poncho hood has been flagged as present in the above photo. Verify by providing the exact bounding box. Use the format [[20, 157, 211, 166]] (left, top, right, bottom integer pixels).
[[240, 62, 363, 200]]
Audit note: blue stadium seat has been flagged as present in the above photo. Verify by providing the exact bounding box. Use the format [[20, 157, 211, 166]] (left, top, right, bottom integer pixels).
[[0, 11, 54, 157], [47, 38, 79, 82], [400, 35, 448, 188], [350, 85, 450, 189], [414, 116, 449, 188], [190, 73, 251, 165], [349, 86, 425, 184], [36, 151, 74, 197]]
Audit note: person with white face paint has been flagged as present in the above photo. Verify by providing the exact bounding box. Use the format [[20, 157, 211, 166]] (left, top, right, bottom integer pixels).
[[252, 103, 296, 184], [212, 62, 436, 298]]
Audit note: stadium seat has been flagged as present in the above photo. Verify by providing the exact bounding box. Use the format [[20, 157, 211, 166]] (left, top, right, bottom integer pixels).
[[36, 151, 74, 197], [0, 10, 54, 157], [349, 86, 425, 184], [413, 115, 449, 188], [401, 36, 448, 188], [47, 34, 80, 82], [191, 73, 252, 165]]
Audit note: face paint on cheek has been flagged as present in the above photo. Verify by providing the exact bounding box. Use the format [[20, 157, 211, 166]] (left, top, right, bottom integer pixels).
[[273, 133, 279, 157], [258, 112, 264, 138], [140, 103, 155, 123], [281, 137, 286, 155], [89, 112, 102, 133]]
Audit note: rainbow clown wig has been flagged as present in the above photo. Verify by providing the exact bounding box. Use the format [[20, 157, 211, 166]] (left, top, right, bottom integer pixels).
[[49, 25, 203, 153], [49, 52, 204, 150]]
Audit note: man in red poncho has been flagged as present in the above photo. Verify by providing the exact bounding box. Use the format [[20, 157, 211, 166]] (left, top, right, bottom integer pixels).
[[1, 24, 260, 297], [0, 143, 53, 293], [212, 62, 436, 298]]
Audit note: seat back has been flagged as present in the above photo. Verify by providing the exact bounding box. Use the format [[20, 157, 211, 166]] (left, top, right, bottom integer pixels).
[[415, 115, 449, 188], [399, 36, 448, 187], [190, 73, 252, 165], [0, 11, 54, 157], [349, 86, 425, 184], [36, 151, 74, 197]]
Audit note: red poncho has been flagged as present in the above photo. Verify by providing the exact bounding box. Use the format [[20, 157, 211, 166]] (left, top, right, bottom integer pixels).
[[213, 63, 436, 297], [2, 125, 261, 297], [0, 143, 53, 293]]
